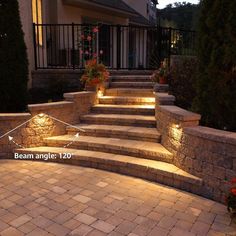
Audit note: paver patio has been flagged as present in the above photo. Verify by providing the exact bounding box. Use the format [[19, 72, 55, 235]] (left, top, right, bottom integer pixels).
[[0, 160, 235, 236]]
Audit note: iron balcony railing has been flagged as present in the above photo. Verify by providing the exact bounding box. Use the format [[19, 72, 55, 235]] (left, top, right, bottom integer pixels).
[[33, 23, 196, 70]]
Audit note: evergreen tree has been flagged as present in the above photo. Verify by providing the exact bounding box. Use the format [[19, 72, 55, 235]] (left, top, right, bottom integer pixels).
[[0, 0, 28, 112], [193, 0, 236, 131]]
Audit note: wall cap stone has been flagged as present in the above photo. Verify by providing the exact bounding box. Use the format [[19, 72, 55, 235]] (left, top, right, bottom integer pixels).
[[156, 93, 175, 101], [64, 91, 95, 100], [185, 126, 236, 146], [28, 101, 73, 111], [159, 105, 201, 122], [0, 113, 31, 121]]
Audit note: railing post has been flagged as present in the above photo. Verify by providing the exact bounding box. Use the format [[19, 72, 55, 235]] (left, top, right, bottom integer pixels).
[[32, 23, 38, 70], [72, 22, 75, 70], [168, 27, 172, 67], [117, 25, 121, 70]]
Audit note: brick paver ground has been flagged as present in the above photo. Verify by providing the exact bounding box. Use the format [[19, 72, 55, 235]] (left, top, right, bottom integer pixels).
[[0, 160, 235, 236]]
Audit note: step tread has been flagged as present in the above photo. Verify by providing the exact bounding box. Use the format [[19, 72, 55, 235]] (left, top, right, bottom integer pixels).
[[93, 104, 155, 109], [45, 135, 171, 156], [99, 96, 155, 101], [81, 113, 156, 121], [67, 124, 160, 138], [15, 147, 202, 185]]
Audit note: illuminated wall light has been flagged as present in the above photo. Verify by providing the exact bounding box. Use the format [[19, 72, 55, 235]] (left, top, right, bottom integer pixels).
[[38, 113, 44, 118], [97, 88, 103, 98], [175, 124, 181, 129]]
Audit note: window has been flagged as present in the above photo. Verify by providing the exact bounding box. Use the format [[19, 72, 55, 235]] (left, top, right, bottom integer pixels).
[[32, 0, 43, 45]]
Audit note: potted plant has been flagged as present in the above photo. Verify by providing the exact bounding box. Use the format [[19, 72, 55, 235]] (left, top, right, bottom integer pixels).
[[151, 61, 169, 85], [226, 178, 236, 217], [81, 58, 110, 91]]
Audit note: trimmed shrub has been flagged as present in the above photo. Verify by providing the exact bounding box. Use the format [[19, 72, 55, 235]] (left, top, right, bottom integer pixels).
[[169, 57, 198, 110], [0, 0, 28, 112], [193, 0, 236, 131]]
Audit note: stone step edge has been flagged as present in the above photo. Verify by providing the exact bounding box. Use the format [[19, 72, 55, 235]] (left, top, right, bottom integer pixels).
[[14, 147, 203, 190], [66, 124, 161, 142], [44, 135, 172, 162]]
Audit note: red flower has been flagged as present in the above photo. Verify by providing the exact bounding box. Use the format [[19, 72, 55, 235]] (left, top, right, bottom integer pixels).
[[93, 27, 99, 33], [231, 188, 236, 196], [87, 35, 92, 41], [231, 178, 236, 184]]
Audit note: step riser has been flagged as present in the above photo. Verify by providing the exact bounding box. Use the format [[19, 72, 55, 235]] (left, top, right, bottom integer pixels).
[[91, 107, 155, 115], [99, 99, 155, 106], [110, 83, 153, 89], [112, 78, 151, 82], [105, 91, 154, 97], [44, 140, 172, 162], [14, 150, 202, 195], [105, 89, 154, 97], [80, 118, 156, 128], [67, 129, 160, 142]]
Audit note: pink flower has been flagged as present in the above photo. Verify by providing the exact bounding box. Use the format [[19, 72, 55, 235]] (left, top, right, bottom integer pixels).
[[87, 35, 92, 41], [93, 53, 97, 58], [99, 50, 103, 55], [81, 34, 85, 40], [80, 49, 83, 54], [93, 27, 99, 33], [85, 51, 89, 55]]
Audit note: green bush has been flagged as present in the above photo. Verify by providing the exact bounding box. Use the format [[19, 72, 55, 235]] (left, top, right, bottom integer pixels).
[[169, 57, 198, 110], [193, 0, 236, 131], [0, 0, 28, 112]]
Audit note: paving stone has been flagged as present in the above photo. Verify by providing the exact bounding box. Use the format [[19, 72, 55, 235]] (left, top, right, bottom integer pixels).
[[148, 226, 169, 236], [70, 223, 93, 235], [115, 220, 137, 234], [91, 220, 115, 233], [191, 221, 211, 235], [73, 195, 91, 204], [169, 227, 196, 236], [74, 213, 97, 225], [9, 214, 32, 227], [1, 227, 24, 236]]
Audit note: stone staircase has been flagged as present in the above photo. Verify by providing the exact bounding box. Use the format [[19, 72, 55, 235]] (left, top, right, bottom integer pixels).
[[15, 73, 203, 194]]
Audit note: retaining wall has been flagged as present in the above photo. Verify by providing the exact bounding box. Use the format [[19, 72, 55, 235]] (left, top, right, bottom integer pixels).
[[156, 93, 236, 202], [0, 91, 96, 158]]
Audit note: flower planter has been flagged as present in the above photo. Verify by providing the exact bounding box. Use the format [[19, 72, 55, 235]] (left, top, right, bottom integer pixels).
[[159, 77, 168, 84]]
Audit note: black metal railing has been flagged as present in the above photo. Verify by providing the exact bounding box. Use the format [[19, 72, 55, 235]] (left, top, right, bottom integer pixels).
[[33, 23, 196, 70]]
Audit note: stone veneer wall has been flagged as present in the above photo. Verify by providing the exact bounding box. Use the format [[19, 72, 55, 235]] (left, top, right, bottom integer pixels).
[[0, 91, 97, 159], [155, 93, 236, 202]]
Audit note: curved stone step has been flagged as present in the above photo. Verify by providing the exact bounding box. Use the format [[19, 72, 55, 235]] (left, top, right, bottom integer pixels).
[[110, 82, 153, 88], [99, 96, 155, 105], [67, 124, 161, 142], [14, 147, 203, 194], [92, 104, 155, 115], [105, 88, 155, 97], [80, 114, 156, 127], [44, 135, 173, 162]]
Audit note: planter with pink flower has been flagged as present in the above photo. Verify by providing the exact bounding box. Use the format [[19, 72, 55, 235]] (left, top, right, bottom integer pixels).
[[227, 178, 236, 217]]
